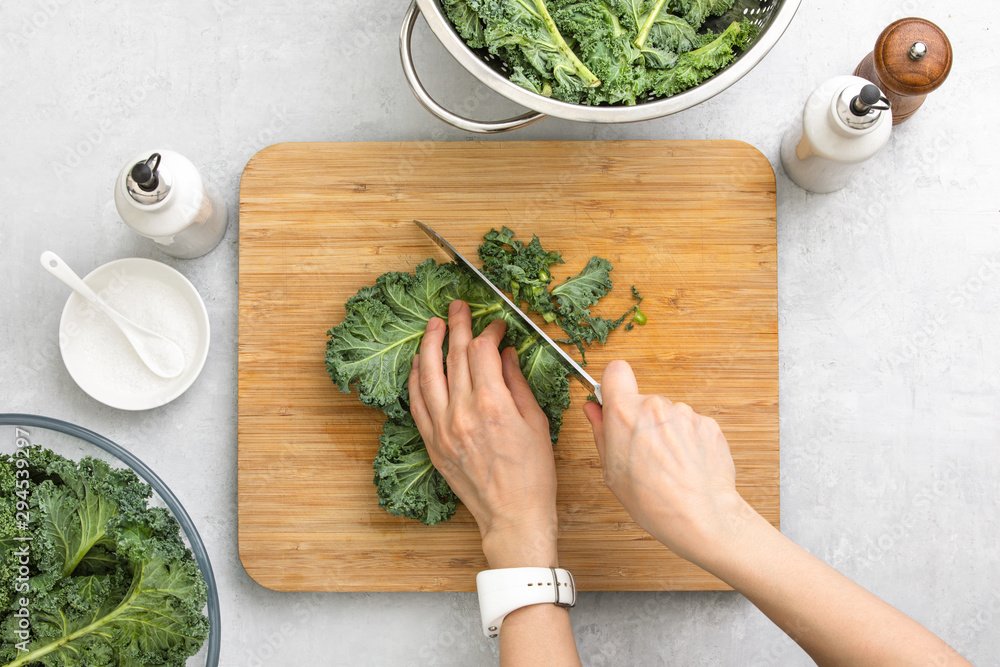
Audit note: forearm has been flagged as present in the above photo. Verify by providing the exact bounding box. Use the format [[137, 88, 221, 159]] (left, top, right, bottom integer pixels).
[[500, 603, 580, 667], [698, 497, 969, 666]]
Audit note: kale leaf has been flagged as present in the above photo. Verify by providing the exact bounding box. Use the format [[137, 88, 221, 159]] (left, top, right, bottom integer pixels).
[[444, 0, 488, 48], [631, 4, 699, 68], [552, 256, 614, 315], [374, 416, 459, 525], [554, 2, 646, 105], [647, 19, 757, 97], [519, 343, 572, 436], [470, 0, 602, 101], [325, 261, 467, 418], [668, 0, 734, 28], [479, 226, 562, 318]]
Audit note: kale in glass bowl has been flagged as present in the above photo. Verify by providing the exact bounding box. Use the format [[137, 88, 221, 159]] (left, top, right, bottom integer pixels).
[[0, 415, 220, 667]]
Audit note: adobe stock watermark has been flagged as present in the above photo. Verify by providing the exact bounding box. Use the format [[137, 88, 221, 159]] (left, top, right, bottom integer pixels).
[[244, 594, 326, 667], [852, 460, 961, 571], [952, 588, 1000, 657], [3, 0, 73, 56], [9, 427, 34, 654], [237, 103, 291, 163], [881, 254, 1000, 371], [48, 71, 163, 179]]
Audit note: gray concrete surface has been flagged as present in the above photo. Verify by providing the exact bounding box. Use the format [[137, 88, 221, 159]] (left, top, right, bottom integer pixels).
[[1, 1, 997, 664]]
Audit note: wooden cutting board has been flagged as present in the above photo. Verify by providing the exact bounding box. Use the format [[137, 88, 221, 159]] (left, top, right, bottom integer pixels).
[[238, 141, 777, 592]]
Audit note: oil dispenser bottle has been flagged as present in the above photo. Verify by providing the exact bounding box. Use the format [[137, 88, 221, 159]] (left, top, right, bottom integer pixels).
[[114, 151, 228, 259], [780, 76, 893, 194]]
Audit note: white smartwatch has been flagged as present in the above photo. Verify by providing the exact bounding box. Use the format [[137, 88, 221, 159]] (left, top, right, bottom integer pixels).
[[476, 567, 577, 638]]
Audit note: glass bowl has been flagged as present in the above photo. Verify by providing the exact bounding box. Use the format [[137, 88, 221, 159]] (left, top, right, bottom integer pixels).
[[0, 414, 221, 666]]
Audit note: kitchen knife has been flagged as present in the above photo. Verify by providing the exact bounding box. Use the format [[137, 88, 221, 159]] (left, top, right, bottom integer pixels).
[[414, 220, 602, 405]]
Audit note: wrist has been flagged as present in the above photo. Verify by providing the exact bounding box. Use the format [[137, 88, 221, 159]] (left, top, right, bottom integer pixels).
[[692, 491, 775, 574], [481, 518, 559, 569]]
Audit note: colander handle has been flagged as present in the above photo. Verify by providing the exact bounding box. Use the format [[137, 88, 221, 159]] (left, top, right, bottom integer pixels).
[[400, 1, 545, 134]]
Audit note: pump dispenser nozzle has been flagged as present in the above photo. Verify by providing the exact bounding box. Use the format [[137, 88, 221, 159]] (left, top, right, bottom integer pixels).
[[850, 85, 891, 116], [125, 152, 170, 204], [129, 153, 161, 192]]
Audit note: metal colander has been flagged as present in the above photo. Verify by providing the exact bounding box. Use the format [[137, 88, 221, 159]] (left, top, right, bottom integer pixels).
[[400, 0, 801, 133]]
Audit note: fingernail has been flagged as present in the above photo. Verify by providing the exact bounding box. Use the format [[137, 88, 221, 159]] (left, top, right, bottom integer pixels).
[[449, 300, 462, 315], [427, 317, 441, 331]]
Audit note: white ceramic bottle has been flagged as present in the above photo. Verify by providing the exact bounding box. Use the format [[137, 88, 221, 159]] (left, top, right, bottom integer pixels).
[[780, 75, 893, 194], [114, 150, 228, 259]]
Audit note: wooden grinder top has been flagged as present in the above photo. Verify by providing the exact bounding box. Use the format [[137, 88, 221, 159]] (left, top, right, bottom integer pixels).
[[872, 17, 953, 97]]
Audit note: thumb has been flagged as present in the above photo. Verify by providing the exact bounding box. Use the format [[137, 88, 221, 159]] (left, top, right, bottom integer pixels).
[[583, 401, 605, 461], [602, 360, 639, 405]]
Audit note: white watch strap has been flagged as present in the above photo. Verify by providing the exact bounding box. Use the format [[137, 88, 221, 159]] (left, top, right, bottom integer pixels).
[[476, 567, 577, 638]]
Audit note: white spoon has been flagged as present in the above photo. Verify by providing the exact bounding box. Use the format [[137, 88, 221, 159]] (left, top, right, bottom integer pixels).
[[40, 251, 186, 379]]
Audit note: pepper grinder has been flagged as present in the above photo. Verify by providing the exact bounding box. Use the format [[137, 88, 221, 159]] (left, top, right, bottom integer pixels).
[[114, 150, 228, 259], [854, 17, 953, 125]]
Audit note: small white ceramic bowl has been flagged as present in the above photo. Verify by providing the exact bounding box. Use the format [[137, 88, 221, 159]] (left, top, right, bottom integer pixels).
[[58, 258, 210, 410]]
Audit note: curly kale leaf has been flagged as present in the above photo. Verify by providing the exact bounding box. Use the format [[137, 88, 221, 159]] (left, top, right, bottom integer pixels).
[[16, 544, 208, 667], [634, 8, 699, 67], [326, 260, 522, 420], [443, 0, 488, 48], [505, 45, 555, 96], [326, 261, 466, 418], [607, 0, 648, 31], [647, 19, 758, 96], [374, 416, 460, 525], [668, 0, 734, 28], [519, 343, 571, 438], [470, 0, 601, 100], [481, 231, 634, 361], [608, 1, 699, 67], [0, 448, 208, 667], [554, 2, 647, 105], [551, 256, 613, 315], [547, 256, 635, 359], [479, 226, 563, 318], [19, 450, 153, 585]]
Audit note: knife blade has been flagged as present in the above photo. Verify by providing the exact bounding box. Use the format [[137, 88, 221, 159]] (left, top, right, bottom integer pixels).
[[414, 220, 602, 405]]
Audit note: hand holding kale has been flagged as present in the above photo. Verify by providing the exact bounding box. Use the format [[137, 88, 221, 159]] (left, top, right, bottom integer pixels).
[[406, 305, 560, 569], [326, 227, 642, 525]]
